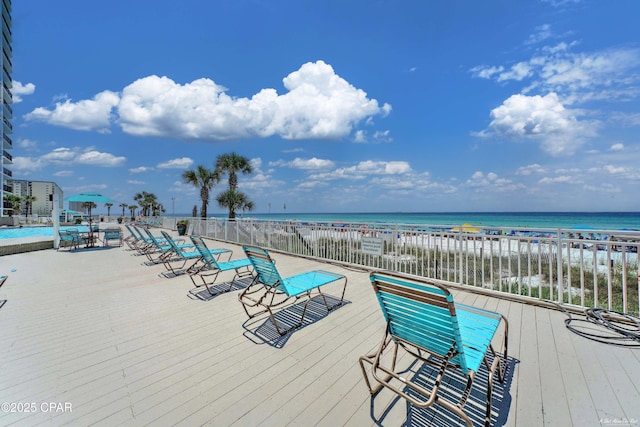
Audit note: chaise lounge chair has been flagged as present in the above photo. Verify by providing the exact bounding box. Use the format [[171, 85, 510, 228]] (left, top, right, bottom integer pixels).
[[239, 245, 348, 335], [123, 224, 156, 252], [102, 227, 123, 247], [159, 231, 229, 277], [359, 271, 509, 427], [141, 228, 192, 263], [189, 236, 253, 296]]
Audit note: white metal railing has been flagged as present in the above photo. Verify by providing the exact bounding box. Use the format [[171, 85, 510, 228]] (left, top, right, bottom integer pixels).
[[167, 217, 640, 316]]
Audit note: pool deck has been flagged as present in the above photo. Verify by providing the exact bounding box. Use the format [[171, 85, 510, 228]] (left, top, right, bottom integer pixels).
[[0, 230, 639, 426]]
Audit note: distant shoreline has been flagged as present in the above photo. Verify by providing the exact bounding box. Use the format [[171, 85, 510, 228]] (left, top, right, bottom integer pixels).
[[168, 211, 640, 230]]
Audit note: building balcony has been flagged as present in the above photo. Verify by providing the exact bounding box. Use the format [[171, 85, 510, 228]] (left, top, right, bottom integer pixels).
[[2, 117, 11, 135]]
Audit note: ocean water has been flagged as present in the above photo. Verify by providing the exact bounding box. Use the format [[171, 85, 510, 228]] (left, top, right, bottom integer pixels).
[[217, 212, 640, 230]]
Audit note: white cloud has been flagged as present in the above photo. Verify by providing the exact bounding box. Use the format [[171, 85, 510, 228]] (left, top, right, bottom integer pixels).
[[297, 181, 329, 190], [538, 175, 573, 184], [24, 91, 120, 132], [469, 65, 504, 79], [465, 171, 523, 192], [41, 147, 76, 162], [12, 147, 126, 170], [516, 163, 546, 175], [129, 166, 154, 173], [25, 61, 392, 142], [609, 143, 624, 151], [12, 156, 45, 171], [610, 112, 640, 127], [603, 164, 627, 174], [481, 93, 597, 155], [127, 180, 146, 185], [16, 138, 39, 150], [373, 130, 392, 143], [472, 44, 640, 104], [12, 81, 36, 103], [26, 61, 391, 141], [541, 0, 581, 7], [290, 157, 335, 170], [270, 157, 335, 170], [497, 62, 533, 82], [355, 160, 412, 174], [526, 24, 553, 45], [305, 160, 412, 182], [354, 130, 366, 143], [76, 150, 126, 167], [351, 129, 392, 144], [250, 157, 262, 170], [53, 170, 74, 177], [157, 157, 194, 169]]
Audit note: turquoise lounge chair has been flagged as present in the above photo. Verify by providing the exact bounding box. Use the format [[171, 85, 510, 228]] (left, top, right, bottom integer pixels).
[[239, 246, 348, 335], [189, 236, 252, 296], [142, 228, 191, 263], [58, 230, 77, 251], [102, 227, 123, 247], [359, 271, 509, 427], [123, 224, 140, 249], [159, 231, 229, 277], [58, 228, 87, 251], [123, 224, 156, 253]]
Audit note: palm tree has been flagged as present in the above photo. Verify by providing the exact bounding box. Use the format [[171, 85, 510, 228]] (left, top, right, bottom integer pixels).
[[129, 205, 138, 218], [182, 165, 220, 218], [215, 153, 254, 219], [151, 202, 165, 216], [119, 203, 128, 217], [3, 194, 21, 217], [105, 202, 113, 217], [215, 152, 253, 191], [133, 191, 159, 217], [24, 195, 37, 216], [216, 189, 254, 219]]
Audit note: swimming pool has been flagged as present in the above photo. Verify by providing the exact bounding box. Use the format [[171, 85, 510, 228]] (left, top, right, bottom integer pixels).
[[0, 226, 91, 239]]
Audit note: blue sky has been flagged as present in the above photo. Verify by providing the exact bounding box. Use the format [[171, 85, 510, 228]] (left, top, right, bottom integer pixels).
[[9, 0, 640, 215]]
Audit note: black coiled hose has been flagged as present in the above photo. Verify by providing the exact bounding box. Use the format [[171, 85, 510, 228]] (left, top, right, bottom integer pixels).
[[561, 306, 640, 348]]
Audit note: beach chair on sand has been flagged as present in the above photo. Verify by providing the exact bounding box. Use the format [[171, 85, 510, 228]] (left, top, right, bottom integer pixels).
[[359, 271, 508, 427], [239, 246, 348, 335], [189, 236, 252, 296]]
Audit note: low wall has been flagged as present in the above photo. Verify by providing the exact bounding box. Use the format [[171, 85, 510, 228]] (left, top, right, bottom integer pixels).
[[0, 240, 54, 256], [0, 217, 17, 226]]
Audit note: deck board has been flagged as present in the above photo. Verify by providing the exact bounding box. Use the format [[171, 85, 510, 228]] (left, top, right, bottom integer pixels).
[[1, 232, 639, 426]]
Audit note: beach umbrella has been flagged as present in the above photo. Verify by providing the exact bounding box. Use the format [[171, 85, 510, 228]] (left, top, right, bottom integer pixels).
[[65, 192, 115, 246], [451, 223, 482, 233]]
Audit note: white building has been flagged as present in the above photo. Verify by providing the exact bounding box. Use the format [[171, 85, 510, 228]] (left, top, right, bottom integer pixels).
[[11, 180, 63, 216]]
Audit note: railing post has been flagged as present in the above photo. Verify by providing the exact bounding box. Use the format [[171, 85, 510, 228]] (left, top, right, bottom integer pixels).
[[557, 228, 563, 303]]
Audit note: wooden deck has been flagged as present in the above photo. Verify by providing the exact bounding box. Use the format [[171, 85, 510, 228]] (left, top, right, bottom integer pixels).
[[0, 232, 638, 426]]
